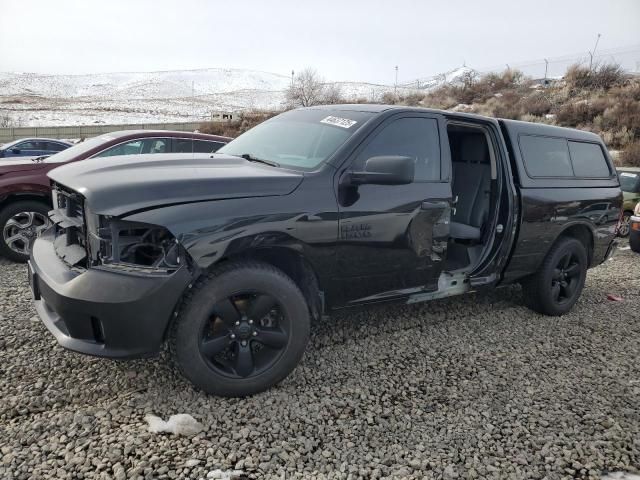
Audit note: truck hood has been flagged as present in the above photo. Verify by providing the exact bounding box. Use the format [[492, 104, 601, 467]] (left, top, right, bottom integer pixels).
[[48, 154, 304, 216], [0, 157, 49, 173]]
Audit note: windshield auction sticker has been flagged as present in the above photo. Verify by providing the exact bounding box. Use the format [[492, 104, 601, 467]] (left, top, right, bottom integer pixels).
[[620, 172, 638, 178], [320, 116, 357, 129]]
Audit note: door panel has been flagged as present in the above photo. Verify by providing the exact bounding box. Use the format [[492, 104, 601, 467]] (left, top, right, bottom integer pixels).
[[334, 115, 451, 305]]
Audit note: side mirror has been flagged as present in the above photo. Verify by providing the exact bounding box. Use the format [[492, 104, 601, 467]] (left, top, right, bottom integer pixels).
[[11, 148, 20, 154], [349, 155, 414, 186]]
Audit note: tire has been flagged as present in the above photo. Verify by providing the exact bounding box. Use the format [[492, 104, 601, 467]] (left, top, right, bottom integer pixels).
[[0, 200, 51, 263], [521, 237, 588, 316], [617, 211, 632, 238], [630, 231, 640, 253], [169, 260, 310, 397]]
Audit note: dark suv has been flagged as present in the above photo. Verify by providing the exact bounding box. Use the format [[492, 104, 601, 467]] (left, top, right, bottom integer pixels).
[[0, 130, 231, 261], [29, 106, 621, 397]]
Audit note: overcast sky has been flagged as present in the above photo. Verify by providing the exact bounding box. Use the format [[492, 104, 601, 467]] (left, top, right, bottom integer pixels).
[[1, 0, 638, 83]]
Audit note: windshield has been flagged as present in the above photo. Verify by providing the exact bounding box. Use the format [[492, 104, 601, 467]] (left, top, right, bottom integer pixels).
[[218, 109, 374, 170], [43, 134, 115, 163], [618, 171, 639, 192]]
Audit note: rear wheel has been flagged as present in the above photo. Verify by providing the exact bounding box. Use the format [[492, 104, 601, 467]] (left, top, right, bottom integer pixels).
[[617, 211, 632, 237], [170, 260, 310, 397], [521, 237, 588, 316], [0, 200, 51, 262]]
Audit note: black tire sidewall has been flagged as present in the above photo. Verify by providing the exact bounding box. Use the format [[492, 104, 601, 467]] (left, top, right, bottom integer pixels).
[[0, 200, 50, 263], [538, 238, 588, 315], [172, 263, 310, 397], [630, 231, 640, 253]]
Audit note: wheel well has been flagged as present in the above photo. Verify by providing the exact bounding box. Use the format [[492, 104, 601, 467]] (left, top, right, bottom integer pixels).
[[0, 193, 51, 210], [557, 224, 594, 265], [217, 248, 324, 320]]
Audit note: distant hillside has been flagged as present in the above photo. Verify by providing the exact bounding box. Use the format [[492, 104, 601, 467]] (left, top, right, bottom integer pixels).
[[0, 66, 477, 127]]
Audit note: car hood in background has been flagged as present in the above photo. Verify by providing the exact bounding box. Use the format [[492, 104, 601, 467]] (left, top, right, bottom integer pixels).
[[47, 153, 304, 216]]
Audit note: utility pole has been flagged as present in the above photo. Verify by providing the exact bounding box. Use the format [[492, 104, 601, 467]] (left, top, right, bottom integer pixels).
[[394, 65, 398, 95], [590, 33, 601, 70], [544, 58, 549, 84], [291, 70, 295, 86]]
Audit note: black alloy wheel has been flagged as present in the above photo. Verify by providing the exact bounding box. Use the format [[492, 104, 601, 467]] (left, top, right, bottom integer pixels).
[[199, 293, 290, 379], [550, 252, 582, 305], [170, 260, 310, 397], [521, 237, 587, 316]]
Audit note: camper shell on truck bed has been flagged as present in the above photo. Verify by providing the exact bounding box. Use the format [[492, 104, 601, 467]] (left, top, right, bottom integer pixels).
[[29, 105, 621, 397]]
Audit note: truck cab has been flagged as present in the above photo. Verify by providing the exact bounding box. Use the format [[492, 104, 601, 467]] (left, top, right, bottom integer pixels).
[[29, 105, 621, 397]]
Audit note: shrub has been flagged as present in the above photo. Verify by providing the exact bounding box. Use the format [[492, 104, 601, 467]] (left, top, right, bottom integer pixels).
[[555, 99, 607, 128], [520, 93, 553, 116], [620, 141, 640, 167], [397, 92, 424, 106], [381, 92, 398, 105], [565, 62, 626, 91], [285, 68, 345, 107], [446, 69, 530, 105], [422, 87, 458, 109]]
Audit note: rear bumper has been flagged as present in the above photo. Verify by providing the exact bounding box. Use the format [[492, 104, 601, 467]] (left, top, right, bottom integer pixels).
[[29, 229, 192, 359]]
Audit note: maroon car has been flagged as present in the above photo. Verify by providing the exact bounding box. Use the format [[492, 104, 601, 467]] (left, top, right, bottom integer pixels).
[[0, 130, 231, 262]]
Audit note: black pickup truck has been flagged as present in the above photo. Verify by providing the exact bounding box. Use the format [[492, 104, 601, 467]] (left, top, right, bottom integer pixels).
[[29, 105, 621, 397]]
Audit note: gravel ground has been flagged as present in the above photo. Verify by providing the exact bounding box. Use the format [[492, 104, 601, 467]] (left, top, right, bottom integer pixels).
[[1, 245, 639, 480]]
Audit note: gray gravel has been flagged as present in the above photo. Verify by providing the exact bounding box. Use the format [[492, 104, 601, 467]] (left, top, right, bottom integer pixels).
[[1, 245, 639, 479]]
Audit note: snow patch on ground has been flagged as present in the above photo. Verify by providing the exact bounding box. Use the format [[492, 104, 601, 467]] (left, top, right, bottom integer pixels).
[[144, 413, 204, 436], [601, 473, 640, 480]]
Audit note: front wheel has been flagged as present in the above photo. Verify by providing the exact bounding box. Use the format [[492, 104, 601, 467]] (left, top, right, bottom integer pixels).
[[0, 200, 51, 262], [170, 261, 310, 397], [521, 237, 588, 316]]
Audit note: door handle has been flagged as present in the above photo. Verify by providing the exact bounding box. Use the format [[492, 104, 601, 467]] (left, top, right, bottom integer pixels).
[[421, 200, 450, 210], [299, 214, 323, 222]]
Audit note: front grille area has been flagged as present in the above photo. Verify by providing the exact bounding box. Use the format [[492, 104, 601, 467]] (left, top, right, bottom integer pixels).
[[50, 183, 88, 268]]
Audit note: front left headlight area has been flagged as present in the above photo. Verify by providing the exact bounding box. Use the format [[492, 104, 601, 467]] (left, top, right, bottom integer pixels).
[[86, 211, 184, 274]]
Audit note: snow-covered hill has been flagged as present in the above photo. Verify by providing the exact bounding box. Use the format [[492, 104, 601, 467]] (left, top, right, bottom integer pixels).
[[0, 68, 292, 99], [0, 66, 478, 127]]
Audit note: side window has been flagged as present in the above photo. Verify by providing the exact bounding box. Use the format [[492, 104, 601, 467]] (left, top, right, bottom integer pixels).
[[15, 141, 36, 150], [193, 140, 224, 153], [519, 135, 573, 177], [568, 141, 610, 178], [142, 138, 169, 154], [354, 117, 441, 182], [93, 140, 144, 158], [46, 142, 67, 152], [174, 139, 194, 153]]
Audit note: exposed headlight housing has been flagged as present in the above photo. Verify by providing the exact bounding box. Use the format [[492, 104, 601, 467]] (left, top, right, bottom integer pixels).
[[86, 210, 182, 273]]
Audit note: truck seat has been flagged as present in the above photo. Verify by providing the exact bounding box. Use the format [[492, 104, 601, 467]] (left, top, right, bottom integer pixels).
[[450, 135, 491, 241]]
